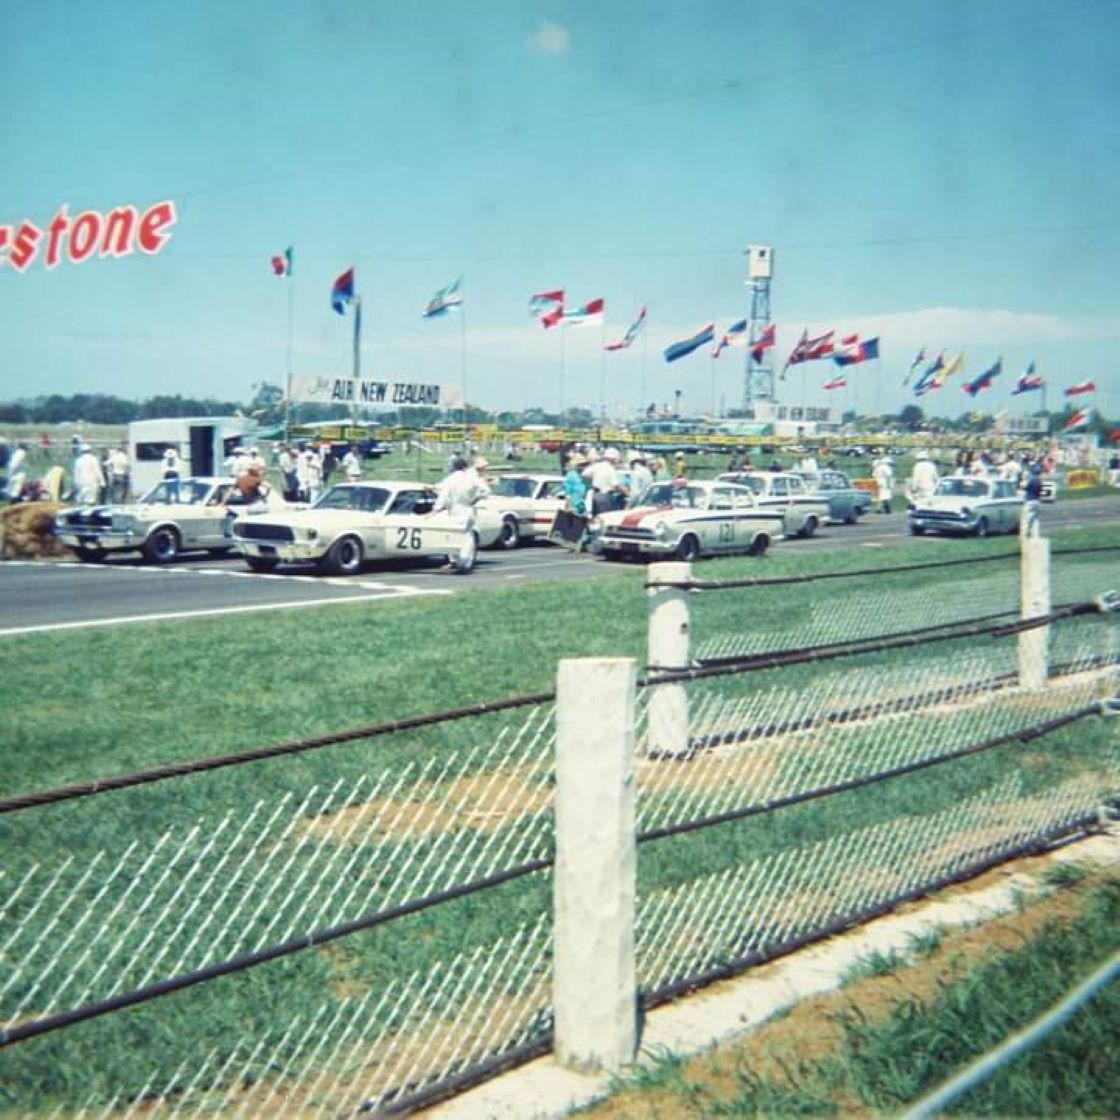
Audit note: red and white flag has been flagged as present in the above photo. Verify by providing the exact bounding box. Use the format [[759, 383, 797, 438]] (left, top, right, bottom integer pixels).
[[1064, 381, 1096, 397], [822, 375, 847, 391]]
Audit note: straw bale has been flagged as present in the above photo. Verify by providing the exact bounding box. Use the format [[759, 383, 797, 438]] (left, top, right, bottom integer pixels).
[[0, 502, 69, 559]]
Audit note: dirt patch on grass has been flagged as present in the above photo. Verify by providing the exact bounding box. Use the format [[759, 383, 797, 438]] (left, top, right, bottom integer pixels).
[[0, 502, 68, 559], [581, 858, 1112, 1120]]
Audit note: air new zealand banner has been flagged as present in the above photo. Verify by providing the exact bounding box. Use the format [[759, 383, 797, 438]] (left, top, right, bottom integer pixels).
[[289, 375, 462, 410]]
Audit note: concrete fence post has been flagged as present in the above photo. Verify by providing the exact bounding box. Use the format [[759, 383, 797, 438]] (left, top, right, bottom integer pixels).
[[646, 561, 692, 758], [1019, 508, 1051, 690], [553, 657, 637, 1073]]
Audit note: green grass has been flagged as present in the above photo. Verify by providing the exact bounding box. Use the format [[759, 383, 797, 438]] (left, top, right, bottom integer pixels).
[[1, 524, 1116, 1111]]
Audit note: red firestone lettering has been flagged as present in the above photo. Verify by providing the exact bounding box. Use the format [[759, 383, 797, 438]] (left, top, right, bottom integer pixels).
[[68, 211, 102, 263], [100, 205, 138, 258], [45, 205, 70, 269], [0, 226, 9, 267], [137, 200, 177, 254], [9, 221, 42, 271]]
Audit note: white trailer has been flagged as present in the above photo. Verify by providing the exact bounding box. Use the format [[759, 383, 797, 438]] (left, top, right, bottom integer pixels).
[[128, 417, 253, 494]]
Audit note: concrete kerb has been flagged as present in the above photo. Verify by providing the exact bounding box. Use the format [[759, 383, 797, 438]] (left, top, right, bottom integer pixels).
[[421, 827, 1120, 1120]]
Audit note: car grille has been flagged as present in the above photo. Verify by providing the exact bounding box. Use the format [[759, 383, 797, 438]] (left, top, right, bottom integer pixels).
[[914, 509, 967, 522], [236, 523, 296, 542], [603, 527, 656, 541], [62, 510, 112, 528]]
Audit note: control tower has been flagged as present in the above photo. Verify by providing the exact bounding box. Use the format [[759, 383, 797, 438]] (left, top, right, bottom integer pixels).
[[743, 245, 774, 413]]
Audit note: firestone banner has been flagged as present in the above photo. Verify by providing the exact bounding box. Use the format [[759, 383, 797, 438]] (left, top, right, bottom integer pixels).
[[289, 375, 462, 410]]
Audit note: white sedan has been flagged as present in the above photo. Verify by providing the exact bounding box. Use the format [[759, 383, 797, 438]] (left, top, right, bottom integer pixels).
[[54, 476, 240, 563], [230, 481, 480, 574], [592, 479, 785, 562], [477, 473, 567, 549], [716, 471, 832, 538], [908, 476, 1024, 537]]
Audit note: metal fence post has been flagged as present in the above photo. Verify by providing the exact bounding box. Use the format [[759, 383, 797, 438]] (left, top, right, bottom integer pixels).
[[553, 657, 637, 1073], [646, 561, 692, 758], [1019, 509, 1051, 689]]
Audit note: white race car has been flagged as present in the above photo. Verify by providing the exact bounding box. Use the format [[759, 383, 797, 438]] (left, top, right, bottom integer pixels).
[[593, 479, 785, 562], [54, 476, 241, 563], [231, 481, 480, 574], [908, 476, 1024, 537], [477, 473, 567, 548], [715, 471, 832, 538]]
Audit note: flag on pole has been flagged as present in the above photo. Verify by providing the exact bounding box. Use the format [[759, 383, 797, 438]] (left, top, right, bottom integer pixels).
[[663, 323, 715, 363], [271, 246, 293, 276], [783, 328, 834, 373], [331, 267, 355, 315], [1065, 380, 1096, 397], [1064, 407, 1092, 432], [1012, 362, 1044, 394], [913, 351, 945, 396], [903, 346, 926, 385], [529, 289, 565, 330], [962, 357, 1002, 397], [822, 375, 847, 390], [941, 351, 965, 378], [562, 297, 605, 328], [712, 318, 748, 358], [422, 276, 463, 318], [832, 337, 880, 366], [604, 305, 647, 351], [750, 322, 776, 364]]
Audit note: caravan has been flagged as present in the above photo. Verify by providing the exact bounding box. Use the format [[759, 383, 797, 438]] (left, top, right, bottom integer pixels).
[[128, 417, 254, 494]]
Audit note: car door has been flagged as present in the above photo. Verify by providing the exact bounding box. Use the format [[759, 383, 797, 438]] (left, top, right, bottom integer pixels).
[[708, 487, 737, 552]]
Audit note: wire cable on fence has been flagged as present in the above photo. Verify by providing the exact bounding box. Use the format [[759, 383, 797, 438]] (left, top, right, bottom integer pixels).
[[901, 948, 1120, 1120], [642, 599, 1110, 687], [0, 855, 552, 1049], [654, 545, 1120, 593], [0, 689, 556, 815]]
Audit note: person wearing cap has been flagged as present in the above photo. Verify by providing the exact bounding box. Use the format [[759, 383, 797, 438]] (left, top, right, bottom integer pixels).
[[871, 453, 894, 515], [908, 450, 939, 502], [563, 450, 590, 516], [627, 452, 653, 507], [584, 446, 622, 514], [342, 444, 363, 483], [466, 456, 492, 503], [160, 445, 181, 502], [298, 445, 323, 503], [74, 443, 106, 505], [673, 451, 688, 480]]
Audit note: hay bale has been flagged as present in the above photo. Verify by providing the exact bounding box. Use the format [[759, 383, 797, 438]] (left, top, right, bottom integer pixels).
[[0, 502, 69, 560]]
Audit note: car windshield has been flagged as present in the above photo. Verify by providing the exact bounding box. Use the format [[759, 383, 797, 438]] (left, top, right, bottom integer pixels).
[[492, 477, 537, 499], [141, 480, 214, 505], [733, 475, 765, 495], [313, 485, 391, 512], [643, 482, 709, 509], [936, 478, 990, 498]]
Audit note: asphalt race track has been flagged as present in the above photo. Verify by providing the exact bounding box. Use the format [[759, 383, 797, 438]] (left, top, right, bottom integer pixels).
[[2, 496, 1116, 637]]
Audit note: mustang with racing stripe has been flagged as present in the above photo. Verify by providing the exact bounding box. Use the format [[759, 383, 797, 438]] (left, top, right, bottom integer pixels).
[[591, 479, 785, 562], [230, 481, 480, 575]]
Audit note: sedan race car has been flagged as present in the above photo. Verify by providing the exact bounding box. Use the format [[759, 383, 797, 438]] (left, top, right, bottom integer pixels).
[[54, 476, 240, 563], [592, 479, 785, 562], [716, 471, 831, 538], [795, 468, 873, 524], [476, 473, 567, 549], [230, 480, 479, 574], [908, 476, 1024, 537]]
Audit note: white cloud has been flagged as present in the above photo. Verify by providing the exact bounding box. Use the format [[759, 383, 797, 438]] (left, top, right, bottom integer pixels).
[[526, 21, 570, 57]]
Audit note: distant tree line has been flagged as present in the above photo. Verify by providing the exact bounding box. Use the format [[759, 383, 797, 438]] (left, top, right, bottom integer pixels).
[[0, 394, 244, 425]]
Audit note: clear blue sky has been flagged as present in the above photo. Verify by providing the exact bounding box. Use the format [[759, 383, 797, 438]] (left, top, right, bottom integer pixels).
[[3, 0, 1118, 422]]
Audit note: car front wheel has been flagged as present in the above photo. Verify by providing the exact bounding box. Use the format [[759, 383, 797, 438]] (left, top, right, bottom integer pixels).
[[675, 534, 700, 562], [498, 516, 520, 550], [74, 545, 106, 563], [799, 516, 818, 539], [245, 555, 279, 573], [143, 527, 180, 564], [975, 517, 990, 539], [747, 533, 769, 557], [322, 535, 364, 575]]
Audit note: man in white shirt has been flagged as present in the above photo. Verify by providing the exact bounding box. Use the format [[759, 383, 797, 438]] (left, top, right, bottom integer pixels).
[[909, 451, 940, 501], [74, 444, 106, 505], [584, 447, 621, 514], [342, 445, 363, 483]]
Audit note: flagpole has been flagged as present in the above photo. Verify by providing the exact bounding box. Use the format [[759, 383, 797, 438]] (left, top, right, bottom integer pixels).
[[352, 294, 362, 428], [460, 302, 468, 431], [599, 317, 607, 429], [639, 316, 648, 418], [284, 255, 294, 443], [559, 326, 566, 422]]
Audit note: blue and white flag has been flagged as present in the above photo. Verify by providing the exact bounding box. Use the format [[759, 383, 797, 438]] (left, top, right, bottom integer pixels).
[[422, 276, 463, 318], [663, 323, 715, 363]]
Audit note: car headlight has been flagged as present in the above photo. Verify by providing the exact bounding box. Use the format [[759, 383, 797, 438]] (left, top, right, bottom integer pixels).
[[654, 520, 670, 540], [960, 506, 972, 518], [588, 516, 603, 533], [305, 527, 319, 541]]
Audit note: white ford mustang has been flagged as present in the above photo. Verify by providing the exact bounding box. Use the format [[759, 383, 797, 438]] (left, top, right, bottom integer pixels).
[[230, 481, 481, 575]]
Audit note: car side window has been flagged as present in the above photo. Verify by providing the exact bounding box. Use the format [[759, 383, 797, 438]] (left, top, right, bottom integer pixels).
[[709, 488, 733, 510], [770, 477, 788, 496]]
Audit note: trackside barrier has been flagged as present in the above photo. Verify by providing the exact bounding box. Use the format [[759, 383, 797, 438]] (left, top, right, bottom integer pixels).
[[2, 543, 1117, 1114]]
